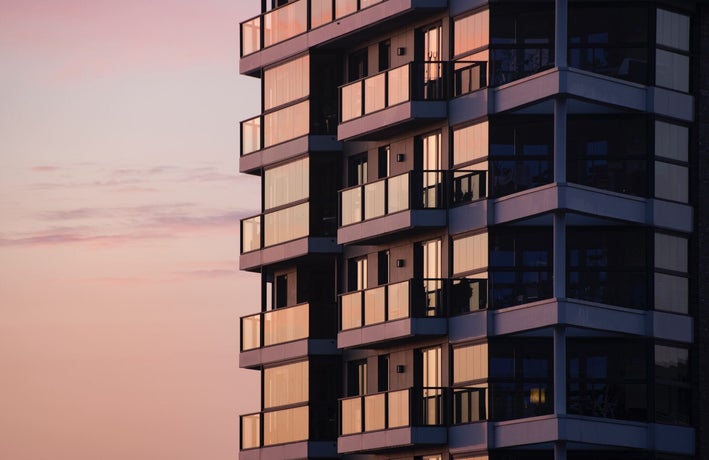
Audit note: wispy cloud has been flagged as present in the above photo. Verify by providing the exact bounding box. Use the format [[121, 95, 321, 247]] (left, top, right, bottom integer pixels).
[[31, 166, 61, 172]]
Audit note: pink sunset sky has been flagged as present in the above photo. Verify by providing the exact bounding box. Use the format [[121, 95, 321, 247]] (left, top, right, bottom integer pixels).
[[0, 1, 263, 458]]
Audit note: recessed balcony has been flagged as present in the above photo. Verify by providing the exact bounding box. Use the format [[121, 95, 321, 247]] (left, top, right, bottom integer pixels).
[[338, 61, 487, 141], [338, 387, 487, 453], [240, 201, 339, 271], [338, 169, 486, 245], [239, 302, 338, 369], [240, 405, 337, 459], [338, 278, 488, 348], [239, 0, 448, 75]]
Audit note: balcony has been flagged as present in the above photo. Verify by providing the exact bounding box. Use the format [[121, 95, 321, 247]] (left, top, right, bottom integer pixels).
[[240, 302, 338, 368], [338, 61, 487, 141], [239, 0, 448, 75], [239, 99, 340, 174], [240, 404, 337, 459], [240, 201, 339, 271], [338, 387, 487, 453], [338, 170, 486, 245]]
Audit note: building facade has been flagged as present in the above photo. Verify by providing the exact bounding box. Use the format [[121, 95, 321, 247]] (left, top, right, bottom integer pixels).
[[237, 1, 708, 459]]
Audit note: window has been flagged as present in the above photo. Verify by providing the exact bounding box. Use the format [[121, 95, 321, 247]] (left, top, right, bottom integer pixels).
[[655, 9, 690, 93], [453, 121, 489, 167], [348, 48, 368, 82], [453, 232, 488, 276], [378, 355, 389, 392], [454, 9, 490, 57], [264, 157, 309, 210], [264, 55, 309, 110], [655, 344, 690, 425], [378, 145, 390, 179], [453, 343, 488, 384], [348, 256, 368, 292], [654, 120, 689, 204], [349, 153, 368, 186], [419, 131, 442, 208], [654, 232, 689, 314], [379, 40, 390, 71], [347, 359, 368, 396], [377, 250, 389, 285], [264, 361, 308, 408]]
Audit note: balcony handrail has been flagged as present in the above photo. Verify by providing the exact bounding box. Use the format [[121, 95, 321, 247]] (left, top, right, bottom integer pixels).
[[338, 60, 485, 91], [239, 98, 311, 156], [240, 199, 311, 254], [239, 301, 310, 322], [240, 302, 310, 351]]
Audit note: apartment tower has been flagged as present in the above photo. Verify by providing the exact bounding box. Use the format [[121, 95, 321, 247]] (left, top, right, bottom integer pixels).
[[237, 1, 708, 459]]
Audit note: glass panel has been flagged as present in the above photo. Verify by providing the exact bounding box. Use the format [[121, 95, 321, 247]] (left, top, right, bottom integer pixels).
[[387, 173, 410, 214], [364, 393, 386, 431], [655, 161, 688, 203], [656, 49, 689, 93], [263, 406, 309, 445], [361, 0, 384, 8], [241, 215, 261, 252], [453, 232, 488, 275], [453, 121, 489, 165], [264, 303, 309, 346], [241, 413, 261, 449], [264, 361, 309, 408], [310, 0, 333, 29], [341, 187, 362, 226], [265, 157, 309, 210], [364, 286, 386, 325], [655, 233, 688, 272], [241, 17, 261, 56], [451, 277, 488, 314], [241, 116, 261, 155], [387, 65, 410, 106], [657, 9, 690, 52], [264, 202, 309, 246], [341, 291, 363, 330], [654, 273, 688, 314], [264, 100, 309, 148], [454, 9, 490, 56], [341, 81, 363, 121], [241, 314, 261, 350], [453, 170, 486, 204], [364, 73, 386, 114], [655, 121, 688, 162], [364, 180, 386, 219], [341, 398, 362, 434], [453, 387, 487, 424], [453, 343, 489, 383], [387, 389, 410, 428], [264, 0, 307, 48], [336, 0, 358, 18], [264, 55, 309, 110], [387, 281, 410, 321]]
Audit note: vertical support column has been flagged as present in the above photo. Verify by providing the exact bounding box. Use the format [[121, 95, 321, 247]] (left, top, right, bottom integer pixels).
[[554, 97, 567, 184], [554, 324, 566, 416], [555, 0, 568, 69], [555, 440, 567, 460], [553, 213, 566, 299]]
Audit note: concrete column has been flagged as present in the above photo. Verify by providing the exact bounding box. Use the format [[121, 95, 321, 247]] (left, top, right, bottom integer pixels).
[[555, 441, 568, 460], [554, 97, 567, 184], [554, 325, 566, 416], [553, 212, 566, 299], [555, 0, 568, 69]]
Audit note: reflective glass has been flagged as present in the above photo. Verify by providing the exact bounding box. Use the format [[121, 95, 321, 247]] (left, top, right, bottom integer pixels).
[[264, 157, 309, 210], [335, 0, 357, 18], [656, 49, 689, 92], [341, 397, 363, 434], [241, 215, 261, 252], [453, 122, 489, 165], [310, 0, 333, 29], [453, 343, 489, 383], [387, 173, 409, 214], [241, 413, 261, 449], [387, 389, 410, 428], [341, 291, 363, 330], [364, 180, 385, 219], [341, 81, 363, 121], [654, 273, 688, 314], [387, 280, 410, 320], [341, 186, 362, 226], [364, 286, 385, 325], [364, 73, 386, 114], [263, 406, 309, 445], [241, 18, 261, 55], [364, 393, 385, 431], [454, 9, 490, 56], [655, 121, 689, 162], [264, 55, 309, 110], [387, 65, 410, 106], [264, 361, 309, 408], [264, 100, 309, 148], [655, 161, 688, 203], [264, 0, 307, 48], [241, 116, 261, 155], [264, 303, 309, 346], [453, 232, 488, 275], [657, 9, 690, 51], [241, 314, 261, 350], [264, 202, 309, 246], [361, 0, 384, 7], [655, 233, 688, 272]]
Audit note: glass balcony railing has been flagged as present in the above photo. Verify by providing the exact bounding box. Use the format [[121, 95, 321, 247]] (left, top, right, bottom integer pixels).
[[340, 61, 487, 122], [240, 202, 310, 253], [240, 100, 309, 156], [241, 303, 309, 351], [339, 170, 487, 227], [240, 0, 386, 56], [339, 278, 489, 331], [240, 406, 310, 449], [341, 387, 484, 436]]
